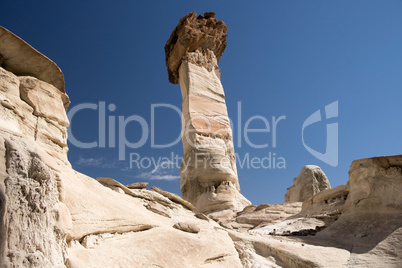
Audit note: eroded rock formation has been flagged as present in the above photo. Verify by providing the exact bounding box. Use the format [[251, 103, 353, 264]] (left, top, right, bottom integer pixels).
[[1, 18, 401, 268], [0, 26, 70, 267], [165, 12, 250, 216], [0, 26, 243, 268], [285, 165, 331, 202], [221, 155, 402, 267], [295, 155, 402, 267]]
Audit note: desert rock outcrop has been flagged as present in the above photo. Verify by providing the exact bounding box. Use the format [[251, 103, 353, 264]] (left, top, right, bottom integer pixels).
[[165, 12, 250, 215], [285, 165, 331, 202], [1, 18, 402, 268], [297, 155, 402, 267], [0, 26, 243, 268]]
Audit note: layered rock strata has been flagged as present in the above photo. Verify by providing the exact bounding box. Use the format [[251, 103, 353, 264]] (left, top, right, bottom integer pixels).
[[165, 12, 250, 215], [1, 19, 401, 268], [0, 26, 243, 268], [0, 26, 70, 267]]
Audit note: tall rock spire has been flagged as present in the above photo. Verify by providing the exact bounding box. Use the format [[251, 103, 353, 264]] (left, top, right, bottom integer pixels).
[[165, 12, 250, 216]]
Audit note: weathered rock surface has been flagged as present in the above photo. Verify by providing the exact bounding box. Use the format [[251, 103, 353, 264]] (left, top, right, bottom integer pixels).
[[165, 12, 251, 215], [0, 137, 68, 267], [231, 231, 351, 268], [0, 27, 243, 268], [285, 165, 331, 202], [235, 202, 302, 228], [1, 16, 401, 268], [150, 186, 196, 211], [126, 182, 148, 189], [0, 26, 65, 93], [290, 155, 402, 267], [0, 67, 70, 165], [165, 12, 227, 84], [97, 177, 180, 209], [173, 222, 200, 233], [145, 202, 171, 218]]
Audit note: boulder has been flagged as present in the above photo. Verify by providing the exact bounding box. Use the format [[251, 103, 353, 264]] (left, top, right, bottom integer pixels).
[[173, 222, 200, 234], [285, 165, 331, 202], [145, 202, 171, 218], [126, 182, 148, 189]]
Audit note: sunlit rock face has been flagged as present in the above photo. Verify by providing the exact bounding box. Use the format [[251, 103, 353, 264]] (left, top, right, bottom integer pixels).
[[285, 165, 331, 203], [0, 26, 244, 268], [165, 12, 250, 215], [0, 26, 70, 267]]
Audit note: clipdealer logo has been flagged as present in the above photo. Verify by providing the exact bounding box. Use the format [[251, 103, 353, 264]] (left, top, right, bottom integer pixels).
[[302, 101, 339, 167], [67, 101, 338, 169]]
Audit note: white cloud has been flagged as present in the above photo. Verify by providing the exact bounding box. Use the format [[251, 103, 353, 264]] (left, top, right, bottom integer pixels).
[[147, 174, 180, 181], [76, 156, 104, 167], [137, 169, 180, 181], [137, 160, 180, 181], [120, 155, 180, 181], [76, 156, 117, 169]]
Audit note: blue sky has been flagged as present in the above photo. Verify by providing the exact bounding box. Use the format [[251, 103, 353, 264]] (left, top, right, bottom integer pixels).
[[2, 1, 401, 205]]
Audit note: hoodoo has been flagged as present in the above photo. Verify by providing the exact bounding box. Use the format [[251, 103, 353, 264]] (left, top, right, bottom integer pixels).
[[165, 12, 250, 216]]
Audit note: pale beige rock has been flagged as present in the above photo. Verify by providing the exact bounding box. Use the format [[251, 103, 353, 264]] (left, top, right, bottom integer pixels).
[[195, 212, 210, 221], [0, 26, 65, 93], [285, 165, 331, 202], [107, 186, 125, 194], [295, 155, 402, 267], [19, 76, 69, 126], [0, 67, 37, 138], [0, 136, 67, 267], [2, 16, 402, 268], [54, 202, 73, 238], [346, 155, 402, 213], [235, 202, 302, 227], [220, 221, 255, 231], [51, 169, 159, 241], [0, 35, 74, 266], [150, 186, 196, 211], [299, 184, 348, 218], [97, 177, 177, 208], [145, 202, 171, 218], [173, 222, 200, 233], [230, 231, 351, 268], [67, 227, 242, 268], [0, 66, 70, 165], [126, 182, 148, 189], [63, 170, 242, 267], [166, 12, 250, 215]]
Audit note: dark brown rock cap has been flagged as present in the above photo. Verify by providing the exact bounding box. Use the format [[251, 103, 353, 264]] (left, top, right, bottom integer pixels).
[[165, 12, 228, 84]]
